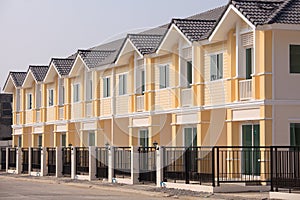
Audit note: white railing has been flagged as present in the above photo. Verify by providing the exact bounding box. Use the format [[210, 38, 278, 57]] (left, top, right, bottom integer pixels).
[[59, 107, 64, 120], [239, 79, 252, 100], [136, 95, 144, 112], [85, 102, 93, 117], [16, 113, 20, 125], [181, 88, 192, 107], [36, 110, 41, 122]]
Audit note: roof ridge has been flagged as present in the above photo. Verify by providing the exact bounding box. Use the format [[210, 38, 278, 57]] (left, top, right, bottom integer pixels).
[[78, 49, 116, 53], [172, 18, 217, 22], [128, 33, 163, 37], [266, 0, 294, 24], [52, 58, 74, 60]]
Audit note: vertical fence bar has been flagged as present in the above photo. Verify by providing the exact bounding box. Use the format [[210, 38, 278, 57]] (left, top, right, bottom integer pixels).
[[212, 147, 215, 187], [216, 147, 220, 187]]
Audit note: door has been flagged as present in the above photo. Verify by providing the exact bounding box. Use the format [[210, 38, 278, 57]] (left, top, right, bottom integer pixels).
[[184, 127, 197, 179], [242, 124, 260, 176], [184, 127, 197, 147], [61, 133, 66, 147], [139, 130, 149, 147]]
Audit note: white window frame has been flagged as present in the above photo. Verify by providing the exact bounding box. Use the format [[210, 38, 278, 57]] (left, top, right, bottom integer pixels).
[[85, 72, 93, 101], [182, 126, 197, 147], [290, 44, 300, 74], [159, 64, 170, 89], [119, 73, 128, 96], [58, 78, 65, 106], [48, 89, 54, 107], [36, 84, 41, 109], [16, 89, 21, 112], [73, 83, 80, 103], [103, 77, 111, 98], [210, 53, 223, 81], [27, 93, 32, 110]]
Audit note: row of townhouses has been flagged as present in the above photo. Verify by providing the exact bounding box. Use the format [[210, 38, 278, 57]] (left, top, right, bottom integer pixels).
[[3, 0, 300, 151]]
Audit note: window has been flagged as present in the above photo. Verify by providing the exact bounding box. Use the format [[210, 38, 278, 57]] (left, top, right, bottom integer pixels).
[[187, 61, 193, 88], [61, 133, 66, 147], [36, 84, 41, 109], [58, 79, 65, 106], [103, 77, 110, 98], [210, 53, 223, 81], [88, 132, 95, 146], [86, 79, 93, 100], [48, 89, 54, 106], [159, 64, 169, 89], [290, 123, 300, 146], [290, 45, 300, 73], [73, 84, 80, 103], [38, 135, 42, 147], [119, 74, 127, 95], [16, 89, 21, 112], [2, 102, 12, 116], [246, 48, 253, 79], [18, 136, 22, 147], [141, 70, 145, 94], [27, 93, 32, 110]]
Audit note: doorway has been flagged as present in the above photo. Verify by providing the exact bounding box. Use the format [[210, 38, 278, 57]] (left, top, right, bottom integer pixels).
[[139, 129, 149, 147]]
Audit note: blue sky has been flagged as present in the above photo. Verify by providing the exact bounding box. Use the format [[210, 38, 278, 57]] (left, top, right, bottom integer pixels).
[[0, 0, 228, 88]]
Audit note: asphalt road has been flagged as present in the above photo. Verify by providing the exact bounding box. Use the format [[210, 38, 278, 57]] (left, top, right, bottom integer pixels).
[[0, 177, 173, 200]]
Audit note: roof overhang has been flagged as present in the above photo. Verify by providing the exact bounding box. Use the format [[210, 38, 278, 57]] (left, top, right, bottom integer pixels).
[[3, 75, 16, 93], [209, 5, 255, 42], [115, 38, 143, 65], [258, 23, 300, 31], [44, 63, 60, 84], [22, 70, 37, 88], [156, 24, 192, 54], [69, 55, 88, 77]]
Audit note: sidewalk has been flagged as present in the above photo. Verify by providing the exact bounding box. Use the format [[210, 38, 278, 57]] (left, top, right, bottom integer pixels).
[[0, 173, 270, 200]]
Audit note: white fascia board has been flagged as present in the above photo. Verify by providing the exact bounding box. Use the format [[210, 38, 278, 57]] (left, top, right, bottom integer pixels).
[[69, 55, 87, 77], [209, 5, 256, 42], [44, 63, 60, 83], [115, 38, 143, 65], [156, 24, 191, 54], [22, 70, 37, 88], [3, 77, 16, 93]]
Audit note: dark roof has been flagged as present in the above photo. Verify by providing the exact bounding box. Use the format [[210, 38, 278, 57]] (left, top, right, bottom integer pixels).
[[9, 72, 27, 87], [187, 5, 227, 20], [232, 0, 300, 26], [78, 50, 116, 68], [51, 58, 75, 76], [127, 34, 164, 55], [28, 66, 49, 82]]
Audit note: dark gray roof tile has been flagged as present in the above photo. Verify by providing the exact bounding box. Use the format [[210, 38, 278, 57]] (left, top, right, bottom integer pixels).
[[28, 66, 49, 82], [128, 34, 163, 55], [78, 50, 116, 68], [52, 58, 75, 76], [10, 72, 27, 87]]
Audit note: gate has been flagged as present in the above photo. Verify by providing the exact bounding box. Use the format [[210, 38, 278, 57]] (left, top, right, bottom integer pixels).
[[114, 147, 131, 178], [138, 147, 156, 183], [76, 147, 89, 175], [0, 148, 6, 171], [22, 148, 29, 173], [31, 148, 41, 172], [62, 147, 71, 176], [8, 148, 16, 170], [47, 148, 56, 175], [96, 147, 108, 179]]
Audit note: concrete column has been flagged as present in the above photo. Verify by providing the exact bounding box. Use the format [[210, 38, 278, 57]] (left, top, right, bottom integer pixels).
[[131, 146, 139, 185], [0, 148, 2, 170], [56, 147, 62, 177], [5, 147, 9, 173], [71, 147, 76, 179], [89, 146, 96, 181], [16, 148, 22, 174], [108, 146, 115, 182], [156, 146, 164, 187], [28, 147, 32, 175], [40, 147, 47, 176]]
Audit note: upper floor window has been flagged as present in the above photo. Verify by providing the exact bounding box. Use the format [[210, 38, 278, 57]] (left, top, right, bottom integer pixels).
[[159, 64, 169, 89], [73, 84, 80, 103], [103, 77, 111, 98], [36, 84, 41, 109], [210, 53, 223, 81], [245, 48, 253, 79], [48, 89, 54, 107], [16, 89, 21, 112], [58, 78, 65, 106], [290, 45, 300, 73], [290, 123, 300, 146], [27, 93, 32, 110], [187, 61, 193, 88], [86, 72, 93, 101], [119, 74, 127, 95]]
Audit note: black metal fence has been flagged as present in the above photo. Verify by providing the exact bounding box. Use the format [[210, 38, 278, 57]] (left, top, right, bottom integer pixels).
[[114, 147, 131, 178], [8, 148, 16, 170], [163, 147, 213, 185], [47, 148, 56, 175], [22, 148, 29, 173], [0, 147, 6, 171], [138, 147, 156, 183], [62, 147, 71, 176], [96, 147, 108, 179], [76, 147, 89, 175], [31, 148, 41, 172]]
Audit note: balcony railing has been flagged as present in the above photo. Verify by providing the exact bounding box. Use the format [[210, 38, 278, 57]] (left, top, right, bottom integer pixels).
[[239, 79, 252, 100], [85, 102, 93, 117], [136, 95, 144, 112], [181, 88, 192, 107], [58, 107, 64, 120], [36, 110, 41, 122]]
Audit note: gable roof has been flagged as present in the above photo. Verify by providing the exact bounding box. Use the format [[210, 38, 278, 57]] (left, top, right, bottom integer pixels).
[[9, 72, 27, 87], [28, 66, 49, 82], [231, 0, 300, 26], [77, 49, 116, 69], [51, 58, 75, 76]]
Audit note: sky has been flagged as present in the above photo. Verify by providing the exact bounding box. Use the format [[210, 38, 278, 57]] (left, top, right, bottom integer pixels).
[[0, 0, 228, 89]]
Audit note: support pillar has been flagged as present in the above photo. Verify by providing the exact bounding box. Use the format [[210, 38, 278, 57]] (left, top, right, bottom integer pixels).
[[131, 146, 139, 185], [28, 147, 32, 175], [89, 146, 96, 181], [56, 147, 62, 177], [108, 146, 115, 182], [156, 146, 164, 187], [71, 146, 76, 179], [5, 147, 9, 173], [41, 147, 47, 176], [16, 148, 22, 174]]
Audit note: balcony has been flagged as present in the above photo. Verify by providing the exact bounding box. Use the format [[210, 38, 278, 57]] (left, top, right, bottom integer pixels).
[[85, 102, 93, 117], [136, 95, 144, 112], [239, 79, 252, 100], [58, 107, 64, 120], [181, 88, 192, 107], [36, 110, 41, 122]]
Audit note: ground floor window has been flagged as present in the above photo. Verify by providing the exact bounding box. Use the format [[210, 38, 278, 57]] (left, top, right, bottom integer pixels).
[[184, 127, 197, 147], [88, 132, 95, 146], [139, 130, 149, 147], [38, 135, 42, 147], [290, 123, 300, 146], [18, 136, 22, 147], [61, 133, 66, 147]]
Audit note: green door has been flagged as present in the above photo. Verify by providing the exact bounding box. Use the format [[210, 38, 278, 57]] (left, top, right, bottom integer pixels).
[[242, 124, 260, 176]]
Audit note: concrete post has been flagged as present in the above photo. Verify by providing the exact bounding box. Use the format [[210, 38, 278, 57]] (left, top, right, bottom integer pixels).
[[28, 147, 32, 175], [71, 147, 76, 179], [108, 146, 115, 182], [5, 147, 9, 172], [89, 146, 97, 181], [16, 148, 22, 174], [131, 146, 139, 184], [40, 147, 47, 176], [156, 146, 164, 187], [0, 148, 2, 170], [56, 147, 62, 177]]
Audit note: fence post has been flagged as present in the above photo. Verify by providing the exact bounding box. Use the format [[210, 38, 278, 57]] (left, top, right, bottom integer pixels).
[[184, 148, 190, 184], [28, 147, 32, 175], [131, 146, 139, 184], [71, 146, 76, 179], [41, 147, 47, 176], [56, 147, 62, 177], [212, 147, 215, 187], [5, 147, 9, 173], [270, 146, 274, 192], [108, 146, 115, 182], [216, 147, 220, 187], [16, 148, 22, 174], [156, 146, 164, 187], [89, 146, 97, 181]]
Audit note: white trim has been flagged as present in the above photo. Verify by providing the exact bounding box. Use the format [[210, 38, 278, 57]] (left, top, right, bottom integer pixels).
[[259, 23, 300, 31], [115, 38, 143, 65]]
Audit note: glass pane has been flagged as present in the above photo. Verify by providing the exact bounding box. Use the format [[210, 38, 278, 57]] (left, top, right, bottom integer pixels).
[[38, 135, 42, 147], [89, 132, 95, 146], [217, 54, 223, 79], [165, 65, 169, 88], [246, 48, 252, 79], [141, 70, 145, 93], [18, 136, 22, 147], [61, 134, 66, 147], [210, 55, 217, 81], [139, 130, 148, 147], [159, 66, 165, 88], [187, 61, 193, 87], [107, 78, 110, 97], [290, 45, 300, 73], [242, 125, 252, 147], [290, 123, 300, 146], [184, 128, 193, 147]]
